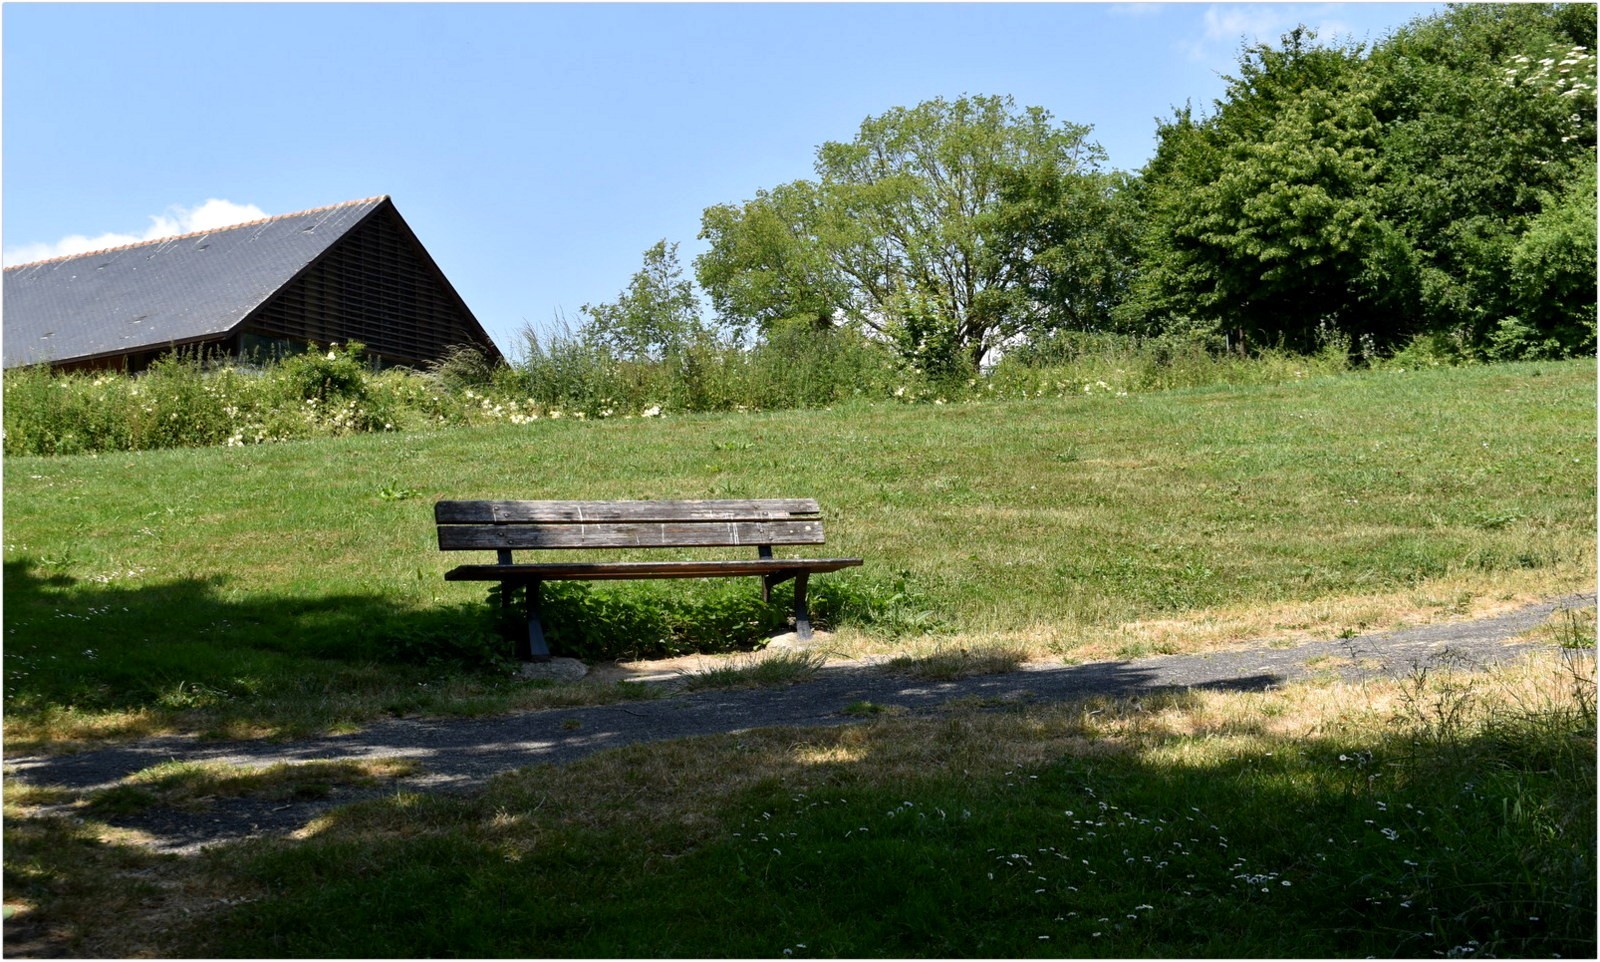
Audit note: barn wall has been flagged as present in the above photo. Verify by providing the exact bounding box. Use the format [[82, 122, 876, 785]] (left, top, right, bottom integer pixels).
[[244, 206, 498, 368]]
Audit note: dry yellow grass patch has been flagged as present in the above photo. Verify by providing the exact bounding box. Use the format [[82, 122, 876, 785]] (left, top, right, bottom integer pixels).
[[817, 569, 1593, 667], [3, 706, 184, 755], [1075, 643, 1593, 758], [877, 639, 1031, 679], [142, 755, 417, 787]]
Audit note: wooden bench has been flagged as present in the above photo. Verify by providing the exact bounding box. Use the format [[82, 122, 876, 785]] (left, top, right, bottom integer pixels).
[[436, 498, 862, 662]]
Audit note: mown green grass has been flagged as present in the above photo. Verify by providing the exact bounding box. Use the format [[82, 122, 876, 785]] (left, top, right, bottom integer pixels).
[[3, 361, 1594, 742]]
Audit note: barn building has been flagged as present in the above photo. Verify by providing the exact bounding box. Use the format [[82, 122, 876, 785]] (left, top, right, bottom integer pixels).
[[2, 195, 502, 372]]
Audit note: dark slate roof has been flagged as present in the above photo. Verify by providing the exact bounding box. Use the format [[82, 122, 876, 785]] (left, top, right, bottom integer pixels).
[[2, 196, 390, 368]]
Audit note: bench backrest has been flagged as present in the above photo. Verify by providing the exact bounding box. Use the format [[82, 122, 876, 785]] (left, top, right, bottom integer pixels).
[[435, 498, 827, 552]]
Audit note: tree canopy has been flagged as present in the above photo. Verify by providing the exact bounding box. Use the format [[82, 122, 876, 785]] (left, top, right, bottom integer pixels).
[[1129, 4, 1595, 358], [665, 4, 1594, 368], [698, 94, 1125, 373]]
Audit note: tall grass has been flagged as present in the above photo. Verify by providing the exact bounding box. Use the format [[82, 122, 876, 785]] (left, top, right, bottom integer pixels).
[[504, 322, 906, 416], [2, 345, 441, 456], [989, 330, 1357, 398], [5, 330, 1379, 457]]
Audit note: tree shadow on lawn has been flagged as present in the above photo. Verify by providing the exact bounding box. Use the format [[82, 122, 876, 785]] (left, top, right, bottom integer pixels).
[[2, 556, 511, 735], [1, 553, 814, 745], [17, 694, 1585, 960]]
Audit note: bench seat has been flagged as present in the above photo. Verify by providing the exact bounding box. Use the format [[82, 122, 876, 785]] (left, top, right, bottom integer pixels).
[[445, 558, 863, 582]]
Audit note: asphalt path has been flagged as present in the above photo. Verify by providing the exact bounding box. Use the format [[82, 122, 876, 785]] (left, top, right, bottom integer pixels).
[[6, 593, 1592, 854]]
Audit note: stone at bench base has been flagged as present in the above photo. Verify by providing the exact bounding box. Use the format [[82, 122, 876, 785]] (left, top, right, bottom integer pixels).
[[518, 657, 588, 682], [764, 630, 833, 651]]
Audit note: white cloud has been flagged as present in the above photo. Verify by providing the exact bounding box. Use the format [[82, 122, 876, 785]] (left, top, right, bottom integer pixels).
[[1180, 4, 1360, 66], [4, 198, 269, 265]]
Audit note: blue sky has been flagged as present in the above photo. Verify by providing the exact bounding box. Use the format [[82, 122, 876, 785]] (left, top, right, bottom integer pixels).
[[3, 2, 1443, 356]]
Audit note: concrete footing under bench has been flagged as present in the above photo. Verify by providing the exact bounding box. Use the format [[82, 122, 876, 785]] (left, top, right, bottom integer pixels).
[[517, 657, 588, 682]]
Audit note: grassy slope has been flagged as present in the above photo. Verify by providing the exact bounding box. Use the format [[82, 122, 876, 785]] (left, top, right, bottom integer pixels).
[[3, 361, 1594, 738], [3, 362, 1594, 958]]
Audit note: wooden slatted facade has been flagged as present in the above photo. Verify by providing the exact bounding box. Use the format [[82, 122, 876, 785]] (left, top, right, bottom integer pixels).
[[246, 202, 496, 368]]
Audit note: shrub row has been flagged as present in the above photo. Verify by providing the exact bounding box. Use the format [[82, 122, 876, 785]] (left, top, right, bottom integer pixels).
[[1, 330, 1453, 457]]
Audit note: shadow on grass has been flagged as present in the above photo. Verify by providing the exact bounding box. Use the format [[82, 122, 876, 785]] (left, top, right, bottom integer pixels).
[[2, 553, 935, 744], [2, 556, 512, 734], [9, 689, 1587, 959], [7, 623, 1593, 957]]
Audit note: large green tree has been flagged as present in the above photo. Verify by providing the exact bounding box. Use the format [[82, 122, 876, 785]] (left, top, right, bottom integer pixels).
[[1129, 31, 1422, 353], [697, 94, 1123, 373], [1129, 5, 1596, 358], [695, 181, 841, 336], [1371, 2, 1596, 354], [1499, 161, 1598, 358]]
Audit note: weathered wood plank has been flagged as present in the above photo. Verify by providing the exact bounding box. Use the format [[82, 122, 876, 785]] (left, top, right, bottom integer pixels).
[[435, 499, 821, 524], [437, 520, 826, 550], [444, 557, 863, 581]]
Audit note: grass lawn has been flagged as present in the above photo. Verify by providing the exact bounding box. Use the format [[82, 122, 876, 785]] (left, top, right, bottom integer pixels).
[[3, 360, 1593, 744], [4, 634, 1593, 957], [3, 360, 1594, 957]]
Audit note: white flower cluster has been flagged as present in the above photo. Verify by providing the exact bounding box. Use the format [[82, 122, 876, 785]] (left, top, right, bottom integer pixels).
[[1502, 44, 1595, 101], [301, 395, 369, 435], [457, 391, 664, 424]]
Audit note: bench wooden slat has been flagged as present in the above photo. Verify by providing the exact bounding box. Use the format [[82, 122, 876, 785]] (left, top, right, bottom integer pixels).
[[435, 498, 821, 525], [437, 520, 825, 551], [444, 557, 862, 582]]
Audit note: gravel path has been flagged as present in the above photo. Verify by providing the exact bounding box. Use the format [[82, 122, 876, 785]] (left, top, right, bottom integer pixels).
[[6, 593, 1592, 854]]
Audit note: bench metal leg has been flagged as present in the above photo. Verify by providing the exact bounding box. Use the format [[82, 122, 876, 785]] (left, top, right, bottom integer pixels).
[[758, 546, 774, 601], [520, 579, 551, 663], [793, 571, 813, 641]]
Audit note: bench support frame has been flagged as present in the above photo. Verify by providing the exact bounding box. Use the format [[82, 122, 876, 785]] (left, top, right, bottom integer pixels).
[[497, 569, 816, 663]]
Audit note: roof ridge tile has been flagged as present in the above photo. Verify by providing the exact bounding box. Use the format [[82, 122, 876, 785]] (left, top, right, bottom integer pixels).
[[3, 195, 390, 271]]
